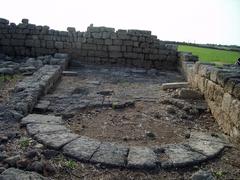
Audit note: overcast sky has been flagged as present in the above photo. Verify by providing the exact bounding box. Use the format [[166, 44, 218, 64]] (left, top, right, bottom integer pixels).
[[1, 0, 240, 45]]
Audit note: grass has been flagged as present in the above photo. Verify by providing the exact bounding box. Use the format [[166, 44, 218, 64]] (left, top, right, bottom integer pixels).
[[64, 159, 77, 169], [19, 137, 31, 148], [178, 45, 240, 65]]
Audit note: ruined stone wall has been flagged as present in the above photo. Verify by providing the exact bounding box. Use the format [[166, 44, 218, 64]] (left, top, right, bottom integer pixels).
[[0, 18, 178, 69], [179, 52, 240, 142]]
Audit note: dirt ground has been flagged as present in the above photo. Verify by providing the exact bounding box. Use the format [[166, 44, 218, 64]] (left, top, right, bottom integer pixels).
[[0, 75, 22, 103], [1, 66, 240, 179]]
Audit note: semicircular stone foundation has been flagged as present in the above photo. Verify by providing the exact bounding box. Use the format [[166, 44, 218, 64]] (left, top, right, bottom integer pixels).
[[21, 113, 229, 170]]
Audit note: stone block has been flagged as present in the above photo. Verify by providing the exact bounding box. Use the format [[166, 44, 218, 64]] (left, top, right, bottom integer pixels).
[[229, 99, 240, 127], [224, 78, 240, 95], [205, 80, 215, 101], [109, 52, 122, 58], [105, 39, 112, 45], [127, 147, 157, 169], [198, 65, 213, 79], [222, 93, 233, 113], [177, 88, 203, 99], [161, 144, 206, 168], [91, 32, 102, 38], [113, 39, 123, 45], [90, 142, 128, 167], [213, 84, 224, 106], [0, 168, 46, 180], [55, 41, 63, 49], [34, 100, 51, 113], [108, 45, 121, 51], [22, 19, 29, 24], [67, 27, 76, 32], [63, 136, 101, 161], [233, 82, 240, 99], [46, 41, 54, 48], [27, 123, 69, 136], [215, 71, 240, 87], [34, 132, 79, 150], [82, 44, 97, 50], [25, 39, 34, 47], [161, 82, 189, 90], [1, 39, 10, 46], [0, 18, 9, 25]]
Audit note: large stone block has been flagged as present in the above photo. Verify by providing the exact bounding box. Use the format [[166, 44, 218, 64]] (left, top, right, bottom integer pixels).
[[108, 45, 121, 51], [222, 93, 233, 114], [105, 39, 112, 45], [233, 82, 240, 99], [109, 52, 122, 58], [90, 142, 128, 167], [213, 84, 224, 106], [127, 147, 157, 169], [224, 78, 240, 95], [0, 18, 9, 25], [229, 99, 240, 128], [55, 41, 63, 49]]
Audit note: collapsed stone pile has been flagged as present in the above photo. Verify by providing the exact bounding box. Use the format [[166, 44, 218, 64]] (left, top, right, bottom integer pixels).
[[0, 53, 68, 76]]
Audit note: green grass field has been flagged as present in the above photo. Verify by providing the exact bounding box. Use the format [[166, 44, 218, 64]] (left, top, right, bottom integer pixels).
[[178, 45, 240, 64]]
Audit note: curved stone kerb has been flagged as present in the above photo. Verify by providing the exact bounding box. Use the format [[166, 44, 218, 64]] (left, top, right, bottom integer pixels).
[[22, 114, 228, 170]]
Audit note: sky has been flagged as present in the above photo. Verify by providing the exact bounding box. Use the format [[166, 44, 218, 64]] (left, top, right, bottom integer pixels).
[[1, 0, 240, 45]]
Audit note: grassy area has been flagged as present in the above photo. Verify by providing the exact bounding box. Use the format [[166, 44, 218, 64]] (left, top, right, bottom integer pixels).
[[178, 45, 240, 64]]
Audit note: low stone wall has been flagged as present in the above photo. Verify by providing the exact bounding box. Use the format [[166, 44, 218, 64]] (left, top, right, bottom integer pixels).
[[0, 18, 177, 69], [179, 52, 240, 142], [0, 53, 68, 125]]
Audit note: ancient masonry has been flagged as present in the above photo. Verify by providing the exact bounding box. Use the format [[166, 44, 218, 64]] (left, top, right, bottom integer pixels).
[[0, 18, 239, 173], [0, 18, 177, 69], [179, 53, 240, 141]]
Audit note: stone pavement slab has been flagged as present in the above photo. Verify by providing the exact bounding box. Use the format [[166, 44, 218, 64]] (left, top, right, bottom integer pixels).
[[127, 147, 157, 169], [161, 144, 207, 168], [27, 123, 69, 136], [90, 142, 128, 167], [63, 136, 101, 161], [0, 168, 47, 180], [21, 114, 63, 126], [34, 132, 79, 150]]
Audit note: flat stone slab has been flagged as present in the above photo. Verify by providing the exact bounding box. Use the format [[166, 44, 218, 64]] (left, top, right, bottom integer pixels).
[[86, 80, 101, 85], [161, 144, 207, 168], [187, 139, 225, 158], [34, 100, 50, 113], [191, 170, 215, 180], [127, 147, 157, 169], [63, 136, 101, 161], [190, 131, 228, 144], [62, 71, 78, 76], [21, 114, 63, 126], [34, 132, 79, 150], [27, 123, 69, 136], [161, 82, 189, 90], [0, 168, 47, 180], [90, 142, 128, 167]]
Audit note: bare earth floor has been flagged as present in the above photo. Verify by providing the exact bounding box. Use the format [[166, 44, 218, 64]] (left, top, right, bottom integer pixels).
[[1, 66, 240, 179]]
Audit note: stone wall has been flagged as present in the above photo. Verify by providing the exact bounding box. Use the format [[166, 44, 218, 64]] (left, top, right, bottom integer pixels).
[[0, 18, 178, 69], [179, 52, 240, 142]]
